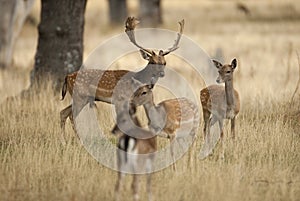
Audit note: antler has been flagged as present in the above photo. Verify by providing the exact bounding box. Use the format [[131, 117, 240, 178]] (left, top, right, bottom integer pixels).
[[125, 17, 153, 55], [161, 19, 185, 56]]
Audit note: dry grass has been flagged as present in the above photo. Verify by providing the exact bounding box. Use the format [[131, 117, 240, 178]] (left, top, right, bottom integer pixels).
[[1, 0, 300, 201]]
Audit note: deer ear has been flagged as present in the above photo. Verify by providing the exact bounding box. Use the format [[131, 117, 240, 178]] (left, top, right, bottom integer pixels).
[[131, 77, 143, 88], [231, 58, 237, 69], [212, 59, 222, 69], [140, 50, 151, 60], [148, 84, 154, 89]]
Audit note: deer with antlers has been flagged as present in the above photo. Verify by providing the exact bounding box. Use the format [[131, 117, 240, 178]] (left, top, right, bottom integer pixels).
[[200, 58, 240, 157], [60, 17, 184, 144]]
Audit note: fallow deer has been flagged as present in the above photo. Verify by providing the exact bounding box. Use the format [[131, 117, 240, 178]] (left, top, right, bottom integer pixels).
[[112, 104, 157, 201], [200, 58, 240, 157], [60, 17, 184, 143], [130, 84, 200, 170]]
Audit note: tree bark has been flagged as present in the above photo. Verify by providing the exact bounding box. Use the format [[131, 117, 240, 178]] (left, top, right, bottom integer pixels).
[[0, 0, 35, 68], [31, 0, 87, 91], [139, 0, 162, 26], [108, 0, 128, 25]]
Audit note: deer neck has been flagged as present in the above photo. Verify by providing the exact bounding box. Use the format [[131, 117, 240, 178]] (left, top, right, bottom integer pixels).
[[225, 79, 235, 108], [134, 64, 160, 85], [143, 101, 166, 133], [143, 100, 157, 122]]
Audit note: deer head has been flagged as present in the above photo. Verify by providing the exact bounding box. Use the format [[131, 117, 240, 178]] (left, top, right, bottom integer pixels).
[[125, 17, 184, 85], [213, 58, 237, 84], [131, 78, 154, 106]]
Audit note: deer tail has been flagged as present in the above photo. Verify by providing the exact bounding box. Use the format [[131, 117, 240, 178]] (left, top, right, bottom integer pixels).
[[61, 76, 68, 101]]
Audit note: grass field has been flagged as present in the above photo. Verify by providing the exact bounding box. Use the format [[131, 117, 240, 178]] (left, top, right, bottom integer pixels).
[[1, 0, 300, 200]]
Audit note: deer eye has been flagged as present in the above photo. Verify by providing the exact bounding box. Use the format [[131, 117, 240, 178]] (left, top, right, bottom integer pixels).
[[226, 71, 231, 73], [142, 91, 147, 95]]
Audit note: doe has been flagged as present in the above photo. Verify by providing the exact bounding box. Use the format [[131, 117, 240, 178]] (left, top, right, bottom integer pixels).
[[200, 58, 240, 155], [131, 84, 199, 170]]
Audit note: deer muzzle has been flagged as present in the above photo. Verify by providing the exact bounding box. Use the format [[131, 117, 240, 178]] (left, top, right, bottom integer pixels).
[[216, 76, 223, 84], [159, 71, 165, 77]]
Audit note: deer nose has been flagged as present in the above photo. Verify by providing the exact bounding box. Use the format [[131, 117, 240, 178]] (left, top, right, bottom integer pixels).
[[159, 71, 165, 77]]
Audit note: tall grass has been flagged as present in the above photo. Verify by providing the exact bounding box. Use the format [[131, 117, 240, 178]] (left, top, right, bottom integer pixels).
[[0, 82, 299, 201]]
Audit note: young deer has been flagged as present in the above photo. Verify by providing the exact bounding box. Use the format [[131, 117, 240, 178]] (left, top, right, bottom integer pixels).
[[131, 85, 199, 170], [200, 58, 240, 148], [60, 17, 184, 143], [112, 104, 157, 201]]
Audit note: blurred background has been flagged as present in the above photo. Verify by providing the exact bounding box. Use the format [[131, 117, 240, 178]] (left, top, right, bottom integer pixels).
[[1, 0, 300, 101]]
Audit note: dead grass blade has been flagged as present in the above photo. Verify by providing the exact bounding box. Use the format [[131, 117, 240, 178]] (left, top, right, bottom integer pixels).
[[290, 51, 300, 104]]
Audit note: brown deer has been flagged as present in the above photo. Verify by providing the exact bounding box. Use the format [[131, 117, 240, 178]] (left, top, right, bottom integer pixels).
[[112, 103, 157, 201], [200, 58, 240, 154], [60, 17, 184, 143], [129, 84, 199, 170]]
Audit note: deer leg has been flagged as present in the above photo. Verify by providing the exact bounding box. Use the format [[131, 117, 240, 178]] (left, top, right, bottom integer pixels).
[[115, 171, 125, 201], [231, 117, 235, 139], [218, 119, 224, 139], [115, 148, 125, 201], [60, 104, 72, 145], [206, 115, 218, 144], [60, 105, 72, 130], [146, 158, 153, 201], [188, 132, 196, 169], [72, 95, 89, 119], [169, 135, 176, 171], [132, 174, 140, 201], [189, 111, 199, 169], [146, 173, 152, 201], [68, 111, 75, 132], [203, 109, 211, 140], [218, 120, 225, 159], [210, 115, 218, 127]]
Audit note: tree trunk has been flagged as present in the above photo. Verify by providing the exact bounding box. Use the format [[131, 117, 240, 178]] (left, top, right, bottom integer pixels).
[[0, 0, 35, 68], [31, 0, 87, 91], [108, 0, 128, 25], [139, 0, 162, 26]]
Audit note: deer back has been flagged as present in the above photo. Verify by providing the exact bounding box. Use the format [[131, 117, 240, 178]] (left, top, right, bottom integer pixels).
[[160, 98, 198, 136], [200, 85, 240, 118]]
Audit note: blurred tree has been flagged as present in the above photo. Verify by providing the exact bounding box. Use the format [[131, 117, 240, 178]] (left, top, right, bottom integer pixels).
[[139, 0, 162, 26], [0, 0, 35, 69], [108, 0, 128, 24], [31, 0, 87, 91]]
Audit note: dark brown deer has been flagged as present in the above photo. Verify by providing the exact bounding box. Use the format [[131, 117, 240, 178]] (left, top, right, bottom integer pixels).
[[60, 17, 184, 144]]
